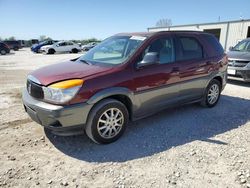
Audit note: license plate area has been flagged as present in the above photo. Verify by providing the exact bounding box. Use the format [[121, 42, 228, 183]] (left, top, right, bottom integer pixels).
[[227, 69, 236, 75]]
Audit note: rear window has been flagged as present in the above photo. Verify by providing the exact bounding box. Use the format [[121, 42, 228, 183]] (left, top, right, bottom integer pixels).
[[202, 34, 224, 56]]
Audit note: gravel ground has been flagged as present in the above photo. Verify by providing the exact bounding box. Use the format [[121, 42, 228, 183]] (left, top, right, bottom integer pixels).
[[0, 48, 249, 188]]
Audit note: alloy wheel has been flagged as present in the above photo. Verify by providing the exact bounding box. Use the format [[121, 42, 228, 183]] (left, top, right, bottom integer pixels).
[[97, 108, 124, 139], [207, 84, 219, 105]]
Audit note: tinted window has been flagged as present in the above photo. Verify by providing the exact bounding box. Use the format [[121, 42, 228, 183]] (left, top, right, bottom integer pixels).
[[203, 34, 224, 55], [58, 42, 66, 46], [177, 37, 203, 61], [67, 42, 73, 45], [144, 38, 175, 64]]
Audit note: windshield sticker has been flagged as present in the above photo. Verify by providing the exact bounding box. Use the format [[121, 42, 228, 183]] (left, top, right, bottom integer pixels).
[[130, 36, 146, 41]]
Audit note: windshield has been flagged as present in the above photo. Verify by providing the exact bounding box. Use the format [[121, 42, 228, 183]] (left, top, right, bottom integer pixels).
[[78, 36, 146, 65], [232, 40, 250, 52]]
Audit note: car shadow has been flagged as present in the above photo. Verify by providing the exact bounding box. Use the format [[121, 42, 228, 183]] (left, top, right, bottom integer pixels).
[[45, 95, 250, 162], [228, 79, 250, 87]]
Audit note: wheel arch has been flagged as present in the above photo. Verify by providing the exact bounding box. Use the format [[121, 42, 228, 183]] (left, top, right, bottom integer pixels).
[[86, 87, 134, 120]]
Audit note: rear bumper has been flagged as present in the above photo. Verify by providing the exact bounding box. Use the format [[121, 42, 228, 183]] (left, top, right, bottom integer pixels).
[[22, 89, 93, 135], [228, 66, 250, 82]]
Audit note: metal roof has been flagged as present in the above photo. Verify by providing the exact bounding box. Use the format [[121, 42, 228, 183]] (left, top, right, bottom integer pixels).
[[148, 19, 250, 30]]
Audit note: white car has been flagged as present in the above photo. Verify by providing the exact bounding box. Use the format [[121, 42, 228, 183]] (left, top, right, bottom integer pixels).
[[40, 41, 81, 54]]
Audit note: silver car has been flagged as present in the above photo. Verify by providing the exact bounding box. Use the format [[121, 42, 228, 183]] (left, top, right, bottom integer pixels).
[[227, 38, 250, 82]]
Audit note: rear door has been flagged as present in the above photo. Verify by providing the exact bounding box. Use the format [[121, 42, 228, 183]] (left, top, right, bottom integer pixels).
[[175, 34, 210, 102], [133, 35, 181, 117]]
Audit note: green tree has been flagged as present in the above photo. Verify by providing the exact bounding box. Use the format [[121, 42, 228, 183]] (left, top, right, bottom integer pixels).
[[39, 35, 47, 41], [6, 36, 16, 40]]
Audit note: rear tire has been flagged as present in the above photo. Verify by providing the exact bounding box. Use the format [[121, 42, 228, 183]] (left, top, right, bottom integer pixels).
[[0, 49, 6, 55], [85, 99, 129, 144], [48, 48, 55, 54], [72, 48, 78, 53], [200, 79, 221, 108]]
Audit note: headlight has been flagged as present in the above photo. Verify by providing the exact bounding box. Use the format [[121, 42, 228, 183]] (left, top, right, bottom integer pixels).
[[42, 79, 84, 103]]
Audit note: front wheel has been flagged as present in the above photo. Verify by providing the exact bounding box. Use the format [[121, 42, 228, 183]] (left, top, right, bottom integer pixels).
[[47, 48, 55, 54], [201, 79, 221, 107], [85, 99, 129, 144], [0, 49, 7, 55]]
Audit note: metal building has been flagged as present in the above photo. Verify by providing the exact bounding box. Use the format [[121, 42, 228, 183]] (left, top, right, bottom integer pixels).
[[148, 19, 250, 50]]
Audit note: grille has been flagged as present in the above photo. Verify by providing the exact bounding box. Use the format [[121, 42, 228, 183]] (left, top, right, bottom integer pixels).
[[27, 80, 44, 99], [228, 60, 249, 67]]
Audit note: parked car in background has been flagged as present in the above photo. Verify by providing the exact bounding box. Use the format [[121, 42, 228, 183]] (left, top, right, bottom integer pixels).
[[82, 42, 99, 51], [0, 42, 10, 55], [31, 40, 58, 53], [227, 38, 250, 82], [23, 31, 228, 144], [3, 40, 21, 51], [18, 40, 25, 48], [40, 41, 81, 54]]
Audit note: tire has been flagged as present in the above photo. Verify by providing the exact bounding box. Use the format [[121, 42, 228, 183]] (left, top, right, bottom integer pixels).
[[85, 99, 129, 144], [0, 49, 6, 55], [48, 48, 55, 54], [200, 79, 221, 108], [13, 46, 18, 51], [72, 48, 78, 53]]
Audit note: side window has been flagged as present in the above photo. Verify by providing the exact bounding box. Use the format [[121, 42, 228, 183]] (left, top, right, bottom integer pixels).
[[143, 37, 175, 64], [177, 37, 203, 61], [58, 42, 65, 46]]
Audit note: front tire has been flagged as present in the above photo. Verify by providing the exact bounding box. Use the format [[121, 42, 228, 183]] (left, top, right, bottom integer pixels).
[[0, 49, 7, 55], [85, 99, 129, 144], [48, 48, 55, 54], [201, 79, 221, 108]]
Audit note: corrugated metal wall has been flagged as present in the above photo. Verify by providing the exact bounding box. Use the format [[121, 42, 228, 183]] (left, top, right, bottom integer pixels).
[[148, 20, 250, 50]]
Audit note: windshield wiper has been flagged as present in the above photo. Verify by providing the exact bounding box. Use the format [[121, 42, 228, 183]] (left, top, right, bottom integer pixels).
[[79, 59, 92, 65]]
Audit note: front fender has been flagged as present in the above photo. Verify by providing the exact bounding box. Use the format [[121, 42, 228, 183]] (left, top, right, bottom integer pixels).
[[86, 87, 134, 105]]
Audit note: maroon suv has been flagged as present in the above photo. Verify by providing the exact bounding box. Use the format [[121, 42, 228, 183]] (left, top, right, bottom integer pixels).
[[23, 31, 228, 144]]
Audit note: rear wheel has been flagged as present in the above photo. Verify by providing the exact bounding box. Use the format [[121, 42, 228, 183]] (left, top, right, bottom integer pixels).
[[201, 79, 221, 107], [85, 99, 129, 144], [13, 46, 18, 51], [48, 48, 55, 54], [0, 49, 7, 55], [72, 48, 78, 53]]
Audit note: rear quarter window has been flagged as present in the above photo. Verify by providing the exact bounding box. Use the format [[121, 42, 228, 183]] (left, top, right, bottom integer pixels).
[[202, 34, 224, 57]]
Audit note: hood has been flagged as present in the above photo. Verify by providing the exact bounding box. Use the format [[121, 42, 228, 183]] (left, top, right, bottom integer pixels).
[[227, 51, 250, 61], [29, 61, 112, 86], [41, 44, 52, 49]]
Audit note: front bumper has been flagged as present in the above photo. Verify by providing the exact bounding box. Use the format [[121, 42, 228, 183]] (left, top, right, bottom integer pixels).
[[227, 66, 250, 82], [22, 89, 93, 135]]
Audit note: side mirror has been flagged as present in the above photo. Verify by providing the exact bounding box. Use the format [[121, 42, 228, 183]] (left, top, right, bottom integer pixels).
[[137, 52, 159, 68], [229, 46, 233, 51]]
